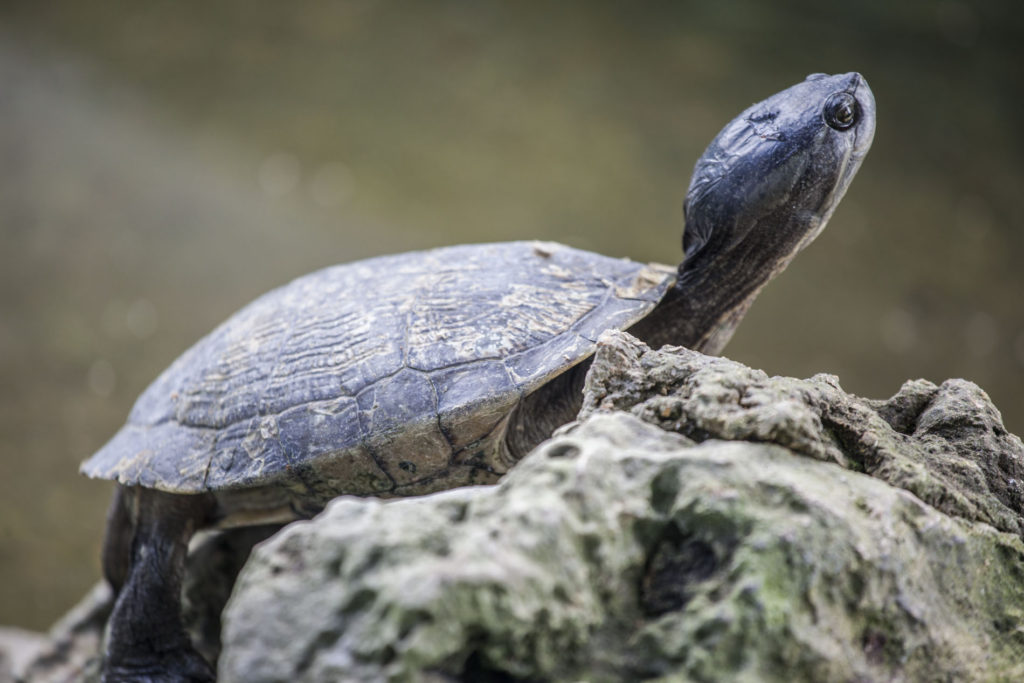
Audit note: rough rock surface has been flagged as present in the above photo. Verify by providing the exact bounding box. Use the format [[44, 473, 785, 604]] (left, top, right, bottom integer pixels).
[[0, 627, 49, 683], [10, 330, 1024, 681], [217, 331, 1024, 682], [580, 330, 1024, 537], [3, 583, 109, 683]]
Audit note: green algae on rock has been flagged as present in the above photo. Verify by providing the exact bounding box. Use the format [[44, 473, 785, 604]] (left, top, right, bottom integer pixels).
[[217, 333, 1024, 682]]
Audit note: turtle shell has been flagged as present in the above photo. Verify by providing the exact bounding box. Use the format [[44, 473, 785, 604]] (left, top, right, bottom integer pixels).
[[81, 241, 675, 500]]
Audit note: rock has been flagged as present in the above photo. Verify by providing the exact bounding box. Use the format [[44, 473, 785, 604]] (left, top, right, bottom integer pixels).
[[0, 626, 49, 683], [218, 331, 1024, 681], [579, 330, 1024, 536], [9, 582, 110, 683]]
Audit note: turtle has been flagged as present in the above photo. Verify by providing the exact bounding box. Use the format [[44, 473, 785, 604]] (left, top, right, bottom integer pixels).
[[82, 71, 875, 681]]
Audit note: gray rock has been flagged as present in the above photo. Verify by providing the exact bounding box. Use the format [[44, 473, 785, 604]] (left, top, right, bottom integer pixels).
[[218, 331, 1024, 682], [580, 330, 1024, 536], [0, 626, 49, 683], [10, 582, 110, 683]]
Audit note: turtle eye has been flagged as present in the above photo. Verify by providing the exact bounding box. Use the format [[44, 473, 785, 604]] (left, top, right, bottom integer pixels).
[[823, 92, 858, 130]]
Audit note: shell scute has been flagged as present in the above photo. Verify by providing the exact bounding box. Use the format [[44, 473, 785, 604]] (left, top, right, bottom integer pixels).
[[432, 359, 520, 452]]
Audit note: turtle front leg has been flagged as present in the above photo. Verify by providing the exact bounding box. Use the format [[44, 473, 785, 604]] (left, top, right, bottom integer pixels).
[[102, 487, 216, 683]]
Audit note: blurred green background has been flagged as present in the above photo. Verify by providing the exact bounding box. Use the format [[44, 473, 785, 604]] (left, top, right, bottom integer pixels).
[[1, 0, 1021, 630]]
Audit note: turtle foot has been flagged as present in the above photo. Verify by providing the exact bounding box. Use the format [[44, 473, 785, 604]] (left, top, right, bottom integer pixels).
[[101, 648, 215, 683]]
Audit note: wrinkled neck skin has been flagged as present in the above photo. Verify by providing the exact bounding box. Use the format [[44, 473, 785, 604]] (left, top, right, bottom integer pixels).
[[626, 268, 752, 356], [629, 207, 817, 355]]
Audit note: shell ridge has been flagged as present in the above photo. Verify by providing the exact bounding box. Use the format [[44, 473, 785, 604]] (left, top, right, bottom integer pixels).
[[499, 357, 526, 396], [406, 350, 505, 373], [425, 374, 457, 461], [353, 364, 431, 401], [572, 278, 618, 342], [200, 448, 213, 490], [361, 440, 398, 492]]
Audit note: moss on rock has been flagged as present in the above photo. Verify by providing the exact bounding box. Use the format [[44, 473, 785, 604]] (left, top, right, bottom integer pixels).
[[219, 333, 1024, 681]]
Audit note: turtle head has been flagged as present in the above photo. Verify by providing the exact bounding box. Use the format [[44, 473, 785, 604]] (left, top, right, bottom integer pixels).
[[680, 71, 875, 292], [668, 72, 875, 352]]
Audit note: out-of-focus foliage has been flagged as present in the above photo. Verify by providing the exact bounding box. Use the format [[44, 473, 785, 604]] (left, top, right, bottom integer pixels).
[[0, 0, 1021, 629]]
